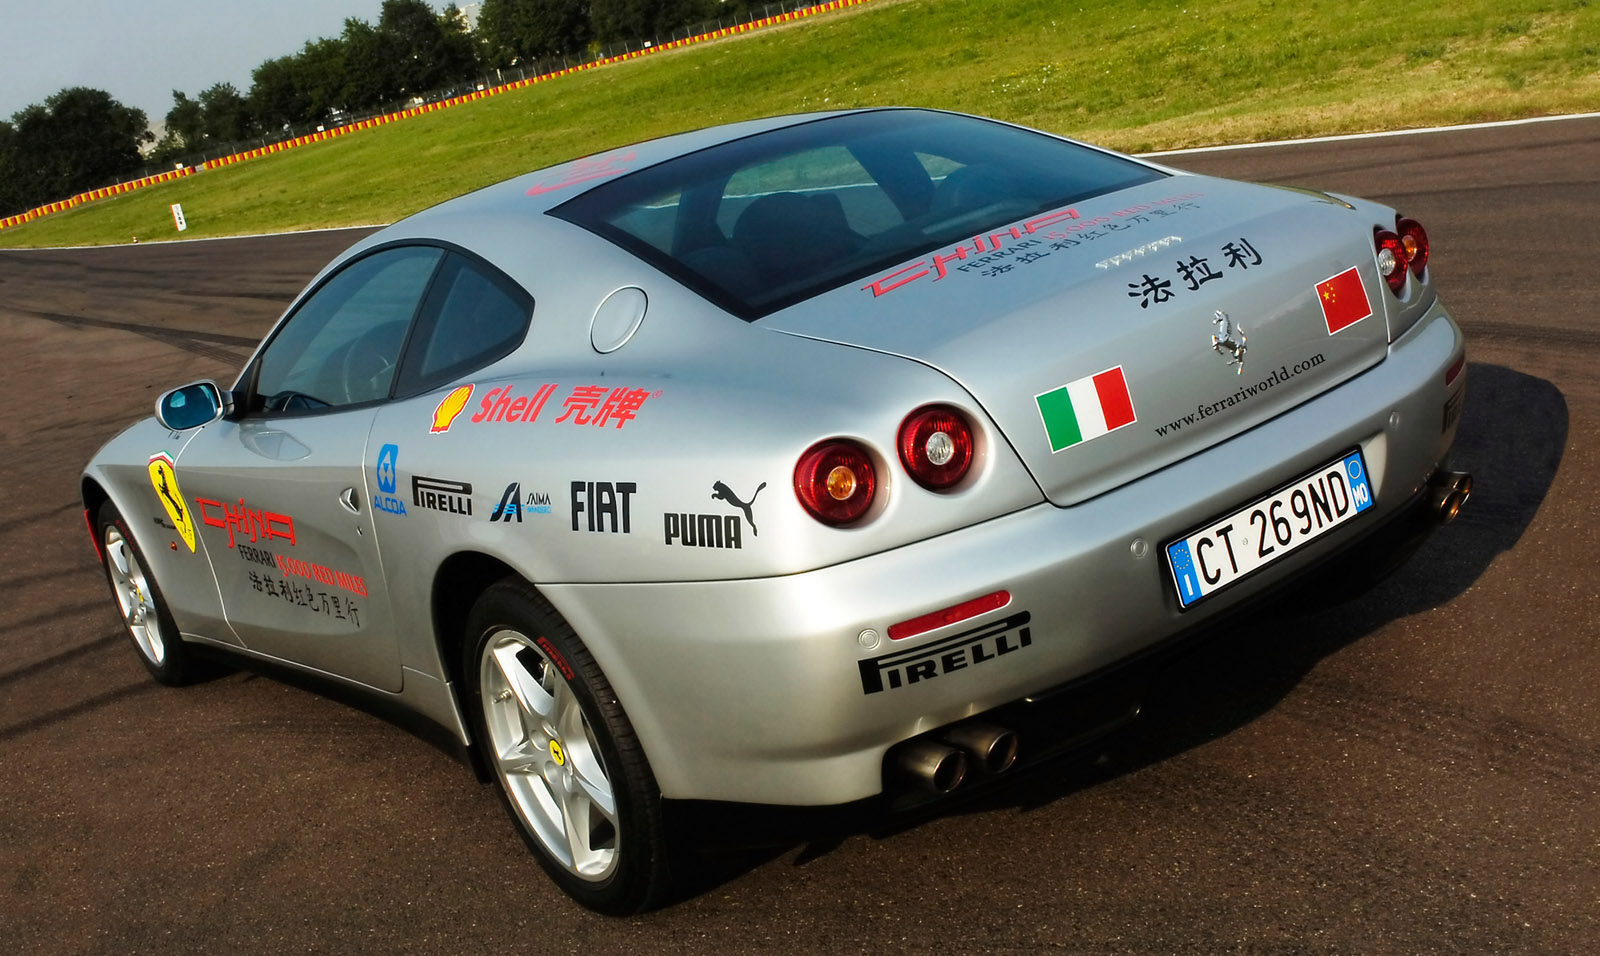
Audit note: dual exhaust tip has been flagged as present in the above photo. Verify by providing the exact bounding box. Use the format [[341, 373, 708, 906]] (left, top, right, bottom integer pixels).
[[895, 722, 1019, 795], [1428, 470, 1472, 525], [897, 471, 1473, 793]]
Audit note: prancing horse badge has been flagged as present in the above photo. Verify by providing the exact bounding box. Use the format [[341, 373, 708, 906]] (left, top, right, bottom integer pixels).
[[1212, 310, 1247, 375]]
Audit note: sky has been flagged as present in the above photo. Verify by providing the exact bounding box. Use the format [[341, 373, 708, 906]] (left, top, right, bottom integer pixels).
[[0, 0, 404, 126]]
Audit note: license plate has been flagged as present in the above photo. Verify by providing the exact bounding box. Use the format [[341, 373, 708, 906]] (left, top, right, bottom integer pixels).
[[1166, 449, 1375, 608]]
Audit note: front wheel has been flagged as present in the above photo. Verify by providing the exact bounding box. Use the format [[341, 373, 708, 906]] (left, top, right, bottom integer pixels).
[[463, 580, 670, 914], [96, 501, 198, 686]]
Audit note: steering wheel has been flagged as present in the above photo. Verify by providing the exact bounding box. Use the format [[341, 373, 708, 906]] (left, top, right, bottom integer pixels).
[[264, 390, 330, 413], [339, 323, 401, 404]]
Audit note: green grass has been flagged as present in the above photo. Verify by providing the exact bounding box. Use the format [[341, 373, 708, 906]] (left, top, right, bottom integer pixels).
[[4, 0, 1597, 248]]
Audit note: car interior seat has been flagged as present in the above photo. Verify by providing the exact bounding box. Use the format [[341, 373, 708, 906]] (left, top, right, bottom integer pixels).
[[731, 191, 864, 289]]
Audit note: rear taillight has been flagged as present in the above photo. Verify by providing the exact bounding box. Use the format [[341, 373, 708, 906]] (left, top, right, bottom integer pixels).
[[1374, 227, 1408, 296], [794, 440, 877, 525], [1397, 216, 1429, 278], [897, 405, 974, 490]]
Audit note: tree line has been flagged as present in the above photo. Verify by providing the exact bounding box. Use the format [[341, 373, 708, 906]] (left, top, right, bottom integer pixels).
[[2, 0, 776, 218], [0, 88, 152, 218]]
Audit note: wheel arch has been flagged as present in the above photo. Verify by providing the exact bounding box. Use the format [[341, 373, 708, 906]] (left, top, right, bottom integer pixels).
[[83, 473, 161, 565], [81, 472, 174, 568], [431, 550, 522, 779], [81, 476, 110, 554], [430, 552, 664, 795], [81, 475, 111, 515]]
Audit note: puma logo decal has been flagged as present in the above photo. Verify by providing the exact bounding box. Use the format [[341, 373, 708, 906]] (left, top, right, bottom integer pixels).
[[711, 480, 766, 536]]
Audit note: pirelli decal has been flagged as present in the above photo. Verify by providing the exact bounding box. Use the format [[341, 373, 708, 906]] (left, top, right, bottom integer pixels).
[[858, 612, 1032, 695]]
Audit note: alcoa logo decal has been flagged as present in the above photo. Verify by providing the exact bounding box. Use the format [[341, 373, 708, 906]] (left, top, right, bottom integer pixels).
[[147, 452, 196, 552], [373, 443, 407, 516], [431, 384, 474, 434]]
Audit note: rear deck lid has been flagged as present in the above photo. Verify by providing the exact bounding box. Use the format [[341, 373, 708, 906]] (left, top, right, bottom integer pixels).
[[766, 176, 1393, 505]]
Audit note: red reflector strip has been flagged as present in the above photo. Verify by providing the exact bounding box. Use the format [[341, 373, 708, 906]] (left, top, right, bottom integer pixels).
[[84, 508, 103, 561], [888, 590, 1011, 641], [1445, 351, 1466, 386]]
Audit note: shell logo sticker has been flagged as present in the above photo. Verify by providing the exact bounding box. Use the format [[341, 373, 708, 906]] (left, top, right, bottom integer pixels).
[[548, 739, 566, 766], [431, 384, 474, 434], [147, 452, 196, 553]]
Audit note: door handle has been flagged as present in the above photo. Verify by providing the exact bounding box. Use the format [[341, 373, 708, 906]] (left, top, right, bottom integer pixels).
[[339, 487, 361, 513]]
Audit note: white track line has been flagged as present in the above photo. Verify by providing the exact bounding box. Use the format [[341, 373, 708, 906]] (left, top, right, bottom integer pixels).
[[1139, 110, 1600, 156], [3, 223, 387, 252]]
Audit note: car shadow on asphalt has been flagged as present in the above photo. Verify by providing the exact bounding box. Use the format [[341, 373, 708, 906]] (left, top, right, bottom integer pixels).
[[664, 362, 1568, 905]]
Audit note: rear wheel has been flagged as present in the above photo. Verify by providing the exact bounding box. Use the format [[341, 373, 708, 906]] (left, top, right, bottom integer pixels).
[[463, 579, 670, 914], [96, 501, 197, 686]]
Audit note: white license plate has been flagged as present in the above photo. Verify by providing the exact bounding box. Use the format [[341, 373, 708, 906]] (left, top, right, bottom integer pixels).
[[1166, 449, 1375, 608]]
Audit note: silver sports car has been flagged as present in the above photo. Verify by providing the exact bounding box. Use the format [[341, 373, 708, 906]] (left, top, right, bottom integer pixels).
[[84, 108, 1469, 912]]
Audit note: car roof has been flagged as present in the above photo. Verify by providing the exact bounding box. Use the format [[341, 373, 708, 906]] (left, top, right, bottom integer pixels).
[[343, 107, 1167, 322], [335, 110, 867, 281], [412, 109, 861, 224]]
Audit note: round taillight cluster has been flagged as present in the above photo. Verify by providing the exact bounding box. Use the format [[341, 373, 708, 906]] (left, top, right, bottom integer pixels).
[[1374, 227, 1407, 295], [1397, 217, 1429, 278], [794, 406, 980, 527], [1375, 215, 1430, 296], [897, 404, 975, 490], [794, 440, 877, 526]]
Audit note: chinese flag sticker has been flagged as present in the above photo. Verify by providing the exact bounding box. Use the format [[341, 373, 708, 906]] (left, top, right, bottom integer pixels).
[[1315, 266, 1372, 335]]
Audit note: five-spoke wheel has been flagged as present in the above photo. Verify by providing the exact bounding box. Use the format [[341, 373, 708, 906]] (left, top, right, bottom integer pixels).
[[104, 523, 167, 667], [480, 629, 621, 881], [464, 580, 670, 913], [95, 502, 197, 685]]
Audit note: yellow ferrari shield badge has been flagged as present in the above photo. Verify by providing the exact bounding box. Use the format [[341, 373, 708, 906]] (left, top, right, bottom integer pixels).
[[147, 452, 196, 553]]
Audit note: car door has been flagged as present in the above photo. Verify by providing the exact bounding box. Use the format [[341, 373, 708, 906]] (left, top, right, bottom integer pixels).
[[360, 249, 537, 641], [176, 245, 446, 692]]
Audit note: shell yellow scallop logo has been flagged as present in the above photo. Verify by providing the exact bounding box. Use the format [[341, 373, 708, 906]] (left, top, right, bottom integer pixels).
[[430, 384, 474, 434]]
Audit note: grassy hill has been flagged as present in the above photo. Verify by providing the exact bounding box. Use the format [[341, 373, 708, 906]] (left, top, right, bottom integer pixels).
[[3, 0, 1596, 248]]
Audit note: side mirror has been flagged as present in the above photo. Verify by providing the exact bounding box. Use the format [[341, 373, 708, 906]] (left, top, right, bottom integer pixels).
[[155, 380, 229, 430]]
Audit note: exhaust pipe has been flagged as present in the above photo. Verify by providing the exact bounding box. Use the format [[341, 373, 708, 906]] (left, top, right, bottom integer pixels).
[[942, 722, 1020, 775], [1427, 470, 1472, 525], [895, 739, 968, 794]]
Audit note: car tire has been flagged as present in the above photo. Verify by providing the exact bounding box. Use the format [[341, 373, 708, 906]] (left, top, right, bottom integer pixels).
[[96, 501, 199, 686], [463, 579, 670, 914]]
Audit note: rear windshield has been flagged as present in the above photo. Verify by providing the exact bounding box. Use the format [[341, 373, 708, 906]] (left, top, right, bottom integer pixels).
[[550, 109, 1164, 320]]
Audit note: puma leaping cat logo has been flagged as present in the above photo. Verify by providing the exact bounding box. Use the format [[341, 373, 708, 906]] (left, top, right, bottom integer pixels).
[[711, 481, 766, 536]]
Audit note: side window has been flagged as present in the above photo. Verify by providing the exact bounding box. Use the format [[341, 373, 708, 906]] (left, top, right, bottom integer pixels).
[[394, 253, 532, 398], [254, 246, 443, 413]]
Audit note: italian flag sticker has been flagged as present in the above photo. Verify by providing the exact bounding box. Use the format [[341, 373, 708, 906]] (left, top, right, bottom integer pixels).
[[1036, 366, 1137, 453]]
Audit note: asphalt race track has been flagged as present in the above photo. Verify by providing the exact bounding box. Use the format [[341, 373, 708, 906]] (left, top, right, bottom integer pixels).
[[2, 117, 1596, 955]]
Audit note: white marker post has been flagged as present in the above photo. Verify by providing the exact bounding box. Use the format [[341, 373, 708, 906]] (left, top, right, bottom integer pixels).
[[171, 203, 188, 232]]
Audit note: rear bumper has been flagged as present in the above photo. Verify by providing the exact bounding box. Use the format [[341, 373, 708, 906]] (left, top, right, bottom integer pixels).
[[543, 301, 1467, 805]]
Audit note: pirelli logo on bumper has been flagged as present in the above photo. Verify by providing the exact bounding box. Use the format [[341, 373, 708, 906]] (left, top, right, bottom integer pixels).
[[858, 612, 1033, 695]]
